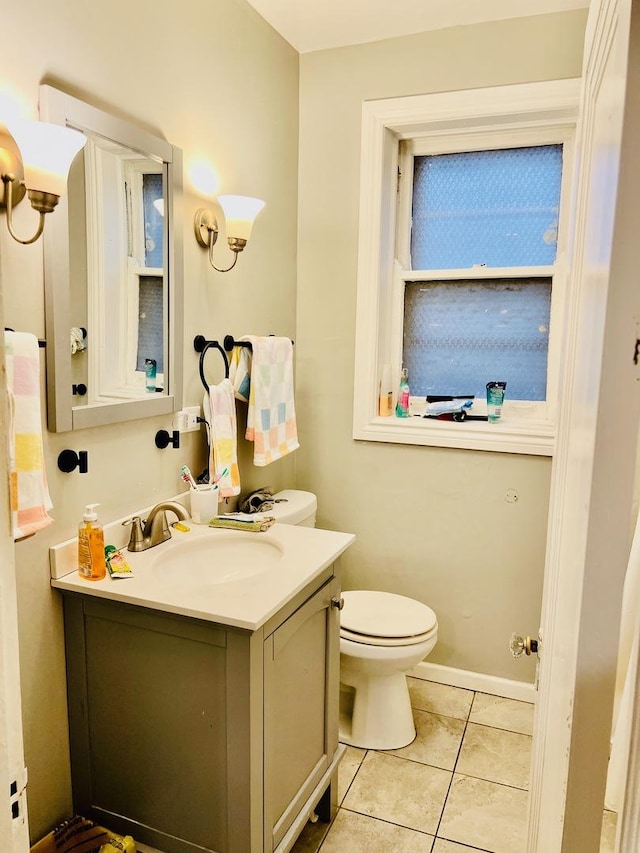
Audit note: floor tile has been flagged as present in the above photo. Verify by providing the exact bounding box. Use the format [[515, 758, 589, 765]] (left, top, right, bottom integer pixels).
[[338, 746, 367, 803], [387, 709, 466, 771], [320, 809, 434, 852], [455, 723, 532, 790], [432, 840, 490, 853], [469, 693, 534, 736], [343, 751, 451, 835], [600, 809, 618, 853], [438, 774, 528, 853], [408, 679, 474, 721]]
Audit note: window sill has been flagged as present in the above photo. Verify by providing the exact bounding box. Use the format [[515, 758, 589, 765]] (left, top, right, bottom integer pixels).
[[354, 415, 555, 456]]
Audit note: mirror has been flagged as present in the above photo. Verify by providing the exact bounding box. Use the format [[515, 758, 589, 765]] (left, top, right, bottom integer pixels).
[[41, 84, 183, 431]]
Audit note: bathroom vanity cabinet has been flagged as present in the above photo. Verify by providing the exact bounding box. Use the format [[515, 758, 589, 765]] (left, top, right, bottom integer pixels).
[[61, 568, 342, 853]]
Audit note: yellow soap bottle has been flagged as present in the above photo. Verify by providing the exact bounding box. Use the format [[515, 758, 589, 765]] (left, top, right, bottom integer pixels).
[[78, 503, 106, 581]]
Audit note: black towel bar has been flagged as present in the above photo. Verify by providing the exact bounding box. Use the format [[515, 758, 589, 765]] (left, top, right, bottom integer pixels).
[[4, 327, 46, 348], [194, 333, 294, 392], [223, 334, 295, 351]]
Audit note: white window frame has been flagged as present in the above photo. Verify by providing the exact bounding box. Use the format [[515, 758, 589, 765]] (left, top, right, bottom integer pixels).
[[85, 144, 165, 401], [352, 79, 580, 456], [124, 160, 164, 392]]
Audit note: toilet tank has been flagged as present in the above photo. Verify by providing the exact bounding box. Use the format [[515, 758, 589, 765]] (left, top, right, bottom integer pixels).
[[259, 490, 317, 527]]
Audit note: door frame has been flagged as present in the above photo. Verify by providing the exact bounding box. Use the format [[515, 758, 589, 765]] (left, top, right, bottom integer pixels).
[[0, 270, 30, 850], [528, 0, 640, 848]]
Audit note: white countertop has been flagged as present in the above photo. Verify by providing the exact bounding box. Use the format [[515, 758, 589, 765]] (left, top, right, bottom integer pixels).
[[51, 520, 355, 631]]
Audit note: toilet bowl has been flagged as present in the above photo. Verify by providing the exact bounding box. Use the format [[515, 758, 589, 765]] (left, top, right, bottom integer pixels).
[[253, 491, 438, 750], [339, 590, 438, 750]]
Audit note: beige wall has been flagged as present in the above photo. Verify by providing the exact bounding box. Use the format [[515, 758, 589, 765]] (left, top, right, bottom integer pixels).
[[296, 11, 588, 681], [2, 0, 298, 840]]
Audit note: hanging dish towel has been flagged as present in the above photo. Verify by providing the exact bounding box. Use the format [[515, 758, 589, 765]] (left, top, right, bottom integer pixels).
[[204, 378, 241, 497], [4, 331, 53, 540], [229, 343, 251, 403], [238, 335, 299, 467]]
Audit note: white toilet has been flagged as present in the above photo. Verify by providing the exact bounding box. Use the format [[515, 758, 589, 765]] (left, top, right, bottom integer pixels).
[[339, 590, 437, 749], [253, 490, 439, 750]]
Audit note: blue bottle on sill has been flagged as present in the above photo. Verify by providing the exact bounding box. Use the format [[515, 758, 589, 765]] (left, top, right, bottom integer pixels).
[[145, 358, 157, 392], [396, 367, 410, 418]]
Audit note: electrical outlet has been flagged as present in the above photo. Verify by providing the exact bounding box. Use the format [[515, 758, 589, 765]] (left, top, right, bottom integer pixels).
[[182, 405, 201, 432]]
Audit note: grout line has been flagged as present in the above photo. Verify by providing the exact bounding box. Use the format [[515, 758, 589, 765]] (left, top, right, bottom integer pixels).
[[431, 689, 475, 842]]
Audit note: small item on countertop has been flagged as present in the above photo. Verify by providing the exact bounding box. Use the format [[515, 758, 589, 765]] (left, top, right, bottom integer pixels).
[[378, 363, 393, 416], [209, 516, 276, 533], [396, 366, 410, 417], [425, 398, 474, 417], [30, 815, 109, 853], [172, 521, 191, 533], [78, 503, 106, 581], [239, 486, 276, 514], [486, 381, 507, 423], [104, 545, 134, 579], [144, 358, 157, 392], [99, 833, 136, 853], [180, 465, 197, 489], [212, 465, 229, 486]]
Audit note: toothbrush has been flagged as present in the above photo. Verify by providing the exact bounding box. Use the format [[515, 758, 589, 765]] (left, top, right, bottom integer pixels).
[[213, 466, 229, 485], [180, 465, 197, 489]]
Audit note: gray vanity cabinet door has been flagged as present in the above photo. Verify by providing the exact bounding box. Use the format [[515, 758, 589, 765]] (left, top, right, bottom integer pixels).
[[263, 576, 340, 850], [64, 597, 229, 853]]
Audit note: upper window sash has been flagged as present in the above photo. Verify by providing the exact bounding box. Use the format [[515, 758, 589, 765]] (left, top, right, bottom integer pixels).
[[396, 127, 575, 271]]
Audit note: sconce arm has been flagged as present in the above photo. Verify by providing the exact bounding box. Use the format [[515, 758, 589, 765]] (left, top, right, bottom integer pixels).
[[1, 175, 46, 245], [208, 238, 239, 273]]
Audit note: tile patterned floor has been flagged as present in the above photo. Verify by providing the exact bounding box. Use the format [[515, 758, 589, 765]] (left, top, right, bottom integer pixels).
[[292, 678, 618, 853]]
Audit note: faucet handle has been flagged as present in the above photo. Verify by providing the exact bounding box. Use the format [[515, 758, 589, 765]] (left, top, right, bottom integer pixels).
[[123, 516, 145, 552]]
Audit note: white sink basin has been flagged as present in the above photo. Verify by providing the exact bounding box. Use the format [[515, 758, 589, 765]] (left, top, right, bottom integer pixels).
[[151, 531, 284, 586]]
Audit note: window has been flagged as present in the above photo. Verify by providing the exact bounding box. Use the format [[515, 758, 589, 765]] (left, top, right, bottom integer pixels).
[[352, 80, 580, 455], [83, 136, 167, 403], [124, 161, 165, 387]]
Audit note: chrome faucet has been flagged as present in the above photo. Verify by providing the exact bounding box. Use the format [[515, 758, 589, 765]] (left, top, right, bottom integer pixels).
[[124, 501, 190, 552]]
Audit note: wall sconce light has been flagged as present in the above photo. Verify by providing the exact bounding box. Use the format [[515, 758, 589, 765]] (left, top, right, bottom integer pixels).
[[0, 119, 86, 245], [194, 194, 265, 272]]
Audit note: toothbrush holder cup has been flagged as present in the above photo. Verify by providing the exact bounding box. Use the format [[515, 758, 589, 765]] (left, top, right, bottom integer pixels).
[[189, 484, 220, 524]]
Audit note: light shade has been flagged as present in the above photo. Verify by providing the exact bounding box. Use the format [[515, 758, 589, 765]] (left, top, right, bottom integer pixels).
[[8, 120, 86, 197], [218, 194, 265, 242]]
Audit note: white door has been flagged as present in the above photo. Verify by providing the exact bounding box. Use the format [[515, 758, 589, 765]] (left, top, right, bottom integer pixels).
[[0, 273, 30, 848], [528, 0, 640, 849]]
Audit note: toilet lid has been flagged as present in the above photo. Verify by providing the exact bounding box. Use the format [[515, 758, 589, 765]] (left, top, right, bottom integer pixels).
[[341, 590, 437, 640]]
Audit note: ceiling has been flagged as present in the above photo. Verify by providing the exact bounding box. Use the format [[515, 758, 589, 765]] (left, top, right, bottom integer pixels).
[[244, 0, 589, 53]]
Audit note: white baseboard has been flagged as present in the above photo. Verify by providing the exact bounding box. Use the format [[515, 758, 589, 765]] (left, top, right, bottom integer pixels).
[[409, 661, 537, 704]]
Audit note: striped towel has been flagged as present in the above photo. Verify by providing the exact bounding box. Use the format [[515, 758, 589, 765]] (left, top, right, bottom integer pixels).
[[240, 335, 299, 467], [229, 343, 251, 403], [4, 331, 53, 540], [204, 378, 241, 497]]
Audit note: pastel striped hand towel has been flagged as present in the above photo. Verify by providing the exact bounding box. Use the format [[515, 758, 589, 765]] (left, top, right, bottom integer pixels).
[[4, 331, 53, 540], [204, 378, 241, 497], [241, 335, 299, 467]]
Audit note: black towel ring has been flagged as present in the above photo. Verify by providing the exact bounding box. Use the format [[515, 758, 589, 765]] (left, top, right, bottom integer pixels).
[[194, 335, 229, 390]]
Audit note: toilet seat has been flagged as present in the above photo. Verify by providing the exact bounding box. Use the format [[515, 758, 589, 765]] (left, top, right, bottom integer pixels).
[[340, 625, 437, 647], [340, 590, 437, 646]]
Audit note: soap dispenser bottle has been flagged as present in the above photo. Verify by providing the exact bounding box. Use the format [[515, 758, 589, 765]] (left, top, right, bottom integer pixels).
[[78, 503, 106, 581], [396, 367, 410, 417]]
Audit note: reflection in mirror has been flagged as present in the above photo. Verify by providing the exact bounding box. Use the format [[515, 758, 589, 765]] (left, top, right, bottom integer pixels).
[[41, 85, 183, 431]]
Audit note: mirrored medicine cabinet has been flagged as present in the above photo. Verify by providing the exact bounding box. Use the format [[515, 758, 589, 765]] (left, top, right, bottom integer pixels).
[[41, 84, 184, 432]]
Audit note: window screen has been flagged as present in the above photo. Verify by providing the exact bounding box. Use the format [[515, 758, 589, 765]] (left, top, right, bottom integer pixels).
[[136, 275, 164, 373], [410, 145, 563, 269], [403, 278, 552, 400], [143, 173, 164, 268]]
